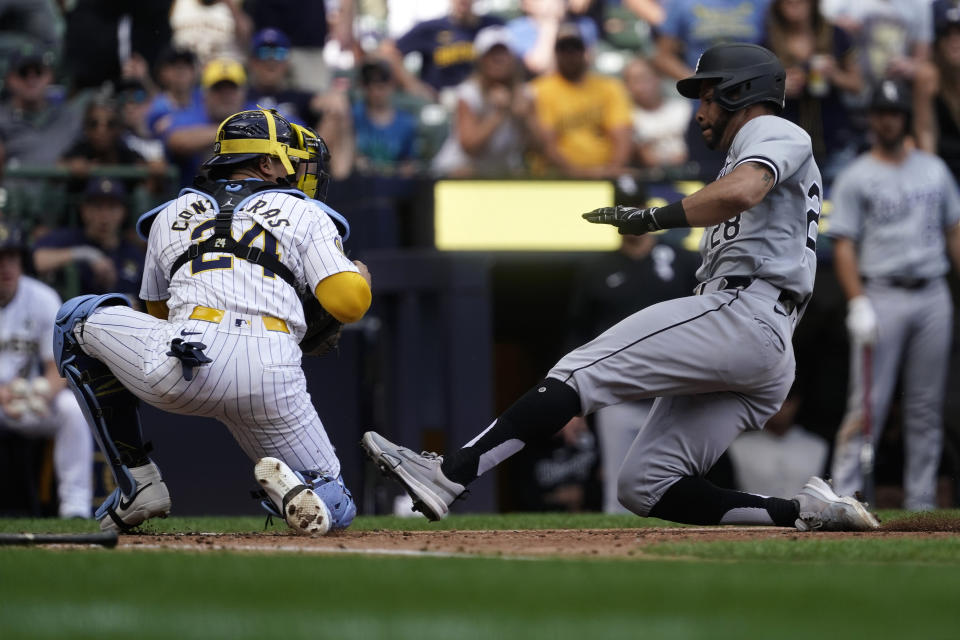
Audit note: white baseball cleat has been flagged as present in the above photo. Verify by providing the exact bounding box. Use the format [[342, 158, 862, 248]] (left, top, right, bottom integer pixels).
[[97, 461, 172, 532], [793, 476, 880, 532], [360, 431, 465, 521], [255, 457, 331, 536]]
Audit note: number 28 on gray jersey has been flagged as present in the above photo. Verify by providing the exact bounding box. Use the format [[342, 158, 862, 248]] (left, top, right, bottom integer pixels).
[[697, 116, 822, 301]]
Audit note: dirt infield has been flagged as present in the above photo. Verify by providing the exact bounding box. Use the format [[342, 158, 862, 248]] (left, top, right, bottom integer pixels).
[[119, 514, 960, 557]]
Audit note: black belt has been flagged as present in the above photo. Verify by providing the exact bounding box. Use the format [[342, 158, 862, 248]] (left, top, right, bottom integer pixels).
[[701, 276, 798, 314], [864, 276, 932, 290]]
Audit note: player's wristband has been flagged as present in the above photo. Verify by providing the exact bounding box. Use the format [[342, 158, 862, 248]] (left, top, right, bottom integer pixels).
[[650, 200, 689, 230]]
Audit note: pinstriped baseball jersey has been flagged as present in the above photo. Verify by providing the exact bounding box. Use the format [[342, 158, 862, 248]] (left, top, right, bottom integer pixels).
[[72, 181, 363, 478], [698, 116, 821, 300], [140, 185, 359, 340]]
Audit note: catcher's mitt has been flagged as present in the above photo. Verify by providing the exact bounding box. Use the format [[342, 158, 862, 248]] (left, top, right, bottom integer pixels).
[[299, 293, 343, 356]]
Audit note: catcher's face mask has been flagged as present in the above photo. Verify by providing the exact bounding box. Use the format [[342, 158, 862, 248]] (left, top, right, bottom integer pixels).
[[212, 107, 311, 178], [290, 123, 332, 202]]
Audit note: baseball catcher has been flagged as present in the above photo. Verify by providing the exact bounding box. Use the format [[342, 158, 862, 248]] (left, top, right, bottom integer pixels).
[[54, 108, 371, 535]]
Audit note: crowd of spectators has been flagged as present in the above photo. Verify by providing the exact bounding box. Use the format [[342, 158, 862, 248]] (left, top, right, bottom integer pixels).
[[2, 1, 955, 229], [2, 0, 960, 516]]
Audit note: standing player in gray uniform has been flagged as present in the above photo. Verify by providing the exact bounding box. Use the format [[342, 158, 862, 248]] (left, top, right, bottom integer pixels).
[[53, 109, 371, 535], [363, 44, 879, 531], [829, 79, 960, 510]]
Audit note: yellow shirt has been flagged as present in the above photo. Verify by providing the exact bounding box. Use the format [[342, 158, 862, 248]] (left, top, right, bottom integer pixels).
[[532, 72, 632, 168]]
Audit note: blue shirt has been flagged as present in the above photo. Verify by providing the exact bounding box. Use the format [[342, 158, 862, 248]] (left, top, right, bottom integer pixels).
[[505, 16, 598, 59], [147, 87, 204, 138], [659, 0, 771, 69], [396, 15, 504, 91], [163, 100, 258, 186], [351, 101, 418, 166], [34, 228, 145, 296]]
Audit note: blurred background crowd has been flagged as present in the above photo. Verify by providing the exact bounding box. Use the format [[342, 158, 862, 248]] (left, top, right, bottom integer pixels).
[[3, 0, 960, 519]]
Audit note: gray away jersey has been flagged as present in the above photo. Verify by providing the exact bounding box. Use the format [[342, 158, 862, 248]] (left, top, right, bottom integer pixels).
[[826, 150, 960, 279], [697, 115, 822, 301]]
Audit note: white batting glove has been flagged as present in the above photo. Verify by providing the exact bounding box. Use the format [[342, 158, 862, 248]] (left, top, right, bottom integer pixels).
[[846, 295, 878, 345]]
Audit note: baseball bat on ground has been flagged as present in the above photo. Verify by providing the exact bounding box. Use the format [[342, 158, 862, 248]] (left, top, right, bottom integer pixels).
[[0, 531, 118, 547], [859, 344, 876, 506]]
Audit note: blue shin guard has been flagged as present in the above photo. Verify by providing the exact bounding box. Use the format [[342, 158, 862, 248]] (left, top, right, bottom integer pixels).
[[54, 294, 146, 498]]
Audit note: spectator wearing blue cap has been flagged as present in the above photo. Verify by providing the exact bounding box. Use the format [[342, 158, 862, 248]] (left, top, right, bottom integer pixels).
[[246, 28, 354, 180], [247, 0, 334, 93], [247, 28, 323, 128], [33, 179, 145, 301]]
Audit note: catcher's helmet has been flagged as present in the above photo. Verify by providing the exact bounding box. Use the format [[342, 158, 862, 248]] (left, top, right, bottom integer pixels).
[[677, 43, 786, 112], [869, 79, 912, 114], [201, 108, 332, 201]]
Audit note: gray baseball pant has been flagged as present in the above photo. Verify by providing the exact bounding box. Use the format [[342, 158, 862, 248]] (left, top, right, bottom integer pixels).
[[832, 278, 951, 510], [549, 279, 796, 515]]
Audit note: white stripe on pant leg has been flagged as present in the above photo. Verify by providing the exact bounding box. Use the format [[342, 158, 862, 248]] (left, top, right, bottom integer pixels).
[[462, 418, 526, 477]]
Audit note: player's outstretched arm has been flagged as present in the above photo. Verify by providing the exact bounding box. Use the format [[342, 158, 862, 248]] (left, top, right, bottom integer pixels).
[[583, 162, 777, 235], [682, 162, 776, 226]]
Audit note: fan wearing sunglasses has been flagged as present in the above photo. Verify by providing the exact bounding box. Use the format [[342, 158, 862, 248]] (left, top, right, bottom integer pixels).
[[246, 28, 354, 180], [0, 41, 88, 167], [247, 28, 321, 131], [60, 101, 146, 179]]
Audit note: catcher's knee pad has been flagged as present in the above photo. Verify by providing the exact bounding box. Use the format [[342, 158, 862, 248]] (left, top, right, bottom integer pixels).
[[54, 293, 130, 373], [54, 294, 146, 497]]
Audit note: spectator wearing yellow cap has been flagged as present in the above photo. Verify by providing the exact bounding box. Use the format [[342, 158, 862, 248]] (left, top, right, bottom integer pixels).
[[163, 58, 256, 186]]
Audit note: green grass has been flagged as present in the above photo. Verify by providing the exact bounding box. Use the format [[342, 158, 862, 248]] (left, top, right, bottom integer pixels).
[[1, 548, 958, 639], [1, 512, 958, 639], [645, 537, 960, 564]]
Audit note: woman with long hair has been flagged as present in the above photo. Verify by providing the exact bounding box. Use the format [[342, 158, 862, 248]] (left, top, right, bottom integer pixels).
[[764, 0, 862, 181], [432, 26, 538, 177]]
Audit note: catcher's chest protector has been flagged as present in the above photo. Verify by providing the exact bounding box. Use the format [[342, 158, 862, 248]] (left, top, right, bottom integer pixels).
[[169, 178, 305, 290]]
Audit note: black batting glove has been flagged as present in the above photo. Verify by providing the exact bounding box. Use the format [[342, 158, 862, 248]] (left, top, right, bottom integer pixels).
[[582, 205, 663, 236]]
